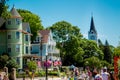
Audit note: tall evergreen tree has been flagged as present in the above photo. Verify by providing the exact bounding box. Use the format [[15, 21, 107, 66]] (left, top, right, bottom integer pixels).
[[103, 40, 112, 64], [98, 39, 104, 52]]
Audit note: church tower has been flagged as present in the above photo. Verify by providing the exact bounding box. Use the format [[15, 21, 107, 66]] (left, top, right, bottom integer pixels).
[[88, 16, 97, 42]]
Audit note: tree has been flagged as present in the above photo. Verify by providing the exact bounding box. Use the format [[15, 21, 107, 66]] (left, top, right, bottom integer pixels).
[[63, 35, 84, 66], [113, 46, 120, 56], [84, 56, 102, 69], [46, 21, 82, 42], [6, 58, 19, 72], [100, 60, 111, 68], [17, 9, 44, 41], [103, 40, 112, 64], [47, 21, 83, 66], [81, 39, 104, 60], [98, 39, 104, 51], [0, 54, 9, 68], [0, 0, 10, 19], [27, 61, 37, 72]]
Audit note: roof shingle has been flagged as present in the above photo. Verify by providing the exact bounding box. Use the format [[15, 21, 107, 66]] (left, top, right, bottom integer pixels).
[[39, 30, 50, 43]]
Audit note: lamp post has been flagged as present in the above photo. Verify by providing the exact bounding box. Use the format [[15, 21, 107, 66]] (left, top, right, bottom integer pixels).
[[40, 36, 42, 61], [45, 45, 48, 80], [45, 55, 48, 80]]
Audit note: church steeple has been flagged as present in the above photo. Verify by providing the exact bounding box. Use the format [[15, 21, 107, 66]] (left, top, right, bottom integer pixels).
[[88, 16, 97, 41], [90, 16, 97, 34]]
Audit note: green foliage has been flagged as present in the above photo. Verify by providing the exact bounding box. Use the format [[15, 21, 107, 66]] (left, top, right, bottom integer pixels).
[[0, 0, 11, 19], [0, 55, 9, 68], [16, 72, 26, 78], [103, 40, 112, 64], [81, 39, 104, 60], [84, 56, 102, 69], [100, 60, 111, 68], [98, 39, 104, 51], [47, 21, 82, 42], [17, 9, 44, 41], [114, 46, 120, 56], [48, 71, 59, 76], [0, 54, 19, 71], [6, 58, 19, 72], [27, 61, 37, 71], [63, 35, 84, 66], [37, 70, 45, 77], [47, 21, 83, 66]]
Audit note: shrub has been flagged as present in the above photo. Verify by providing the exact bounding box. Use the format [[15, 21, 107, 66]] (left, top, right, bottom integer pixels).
[[48, 71, 58, 76], [37, 70, 45, 77]]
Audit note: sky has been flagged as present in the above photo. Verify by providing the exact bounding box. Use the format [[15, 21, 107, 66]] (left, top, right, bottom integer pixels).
[[8, 0, 120, 47]]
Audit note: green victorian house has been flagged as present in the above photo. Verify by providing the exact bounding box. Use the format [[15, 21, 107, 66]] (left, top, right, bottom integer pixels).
[[0, 6, 32, 69]]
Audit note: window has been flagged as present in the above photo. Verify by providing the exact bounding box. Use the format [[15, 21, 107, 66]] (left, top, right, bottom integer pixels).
[[16, 44, 20, 52], [8, 35, 11, 39], [16, 18, 20, 25], [25, 35, 28, 41], [36, 37, 40, 42], [8, 45, 11, 53], [16, 57, 20, 65], [26, 46, 28, 54], [16, 31, 20, 39], [8, 20, 11, 25]]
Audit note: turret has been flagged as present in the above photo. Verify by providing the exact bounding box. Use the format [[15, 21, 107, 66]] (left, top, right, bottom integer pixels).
[[6, 5, 22, 29]]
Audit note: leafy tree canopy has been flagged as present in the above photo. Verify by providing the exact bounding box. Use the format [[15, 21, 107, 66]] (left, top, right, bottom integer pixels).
[[0, 0, 11, 19], [27, 61, 37, 71], [46, 21, 82, 42], [81, 39, 104, 60], [17, 9, 44, 41], [84, 56, 102, 69], [47, 21, 83, 66]]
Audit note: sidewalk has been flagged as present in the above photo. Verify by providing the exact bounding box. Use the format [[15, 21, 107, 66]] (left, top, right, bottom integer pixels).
[[17, 77, 67, 80]]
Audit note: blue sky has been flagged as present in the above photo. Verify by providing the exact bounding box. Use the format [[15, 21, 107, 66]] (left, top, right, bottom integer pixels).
[[8, 0, 120, 47]]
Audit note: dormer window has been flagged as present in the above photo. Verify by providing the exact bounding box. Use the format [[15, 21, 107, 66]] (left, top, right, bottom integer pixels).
[[16, 18, 20, 25]]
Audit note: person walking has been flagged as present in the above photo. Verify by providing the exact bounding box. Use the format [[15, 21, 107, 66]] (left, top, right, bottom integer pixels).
[[101, 67, 110, 80], [0, 74, 2, 80], [94, 69, 103, 80], [74, 67, 79, 80]]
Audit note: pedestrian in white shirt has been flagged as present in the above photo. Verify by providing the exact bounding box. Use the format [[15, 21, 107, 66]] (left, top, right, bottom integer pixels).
[[101, 67, 110, 80]]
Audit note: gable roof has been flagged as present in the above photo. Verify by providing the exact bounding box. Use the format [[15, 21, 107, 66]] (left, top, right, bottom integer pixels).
[[22, 22, 31, 33], [10, 6, 22, 18], [39, 30, 50, 43]]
